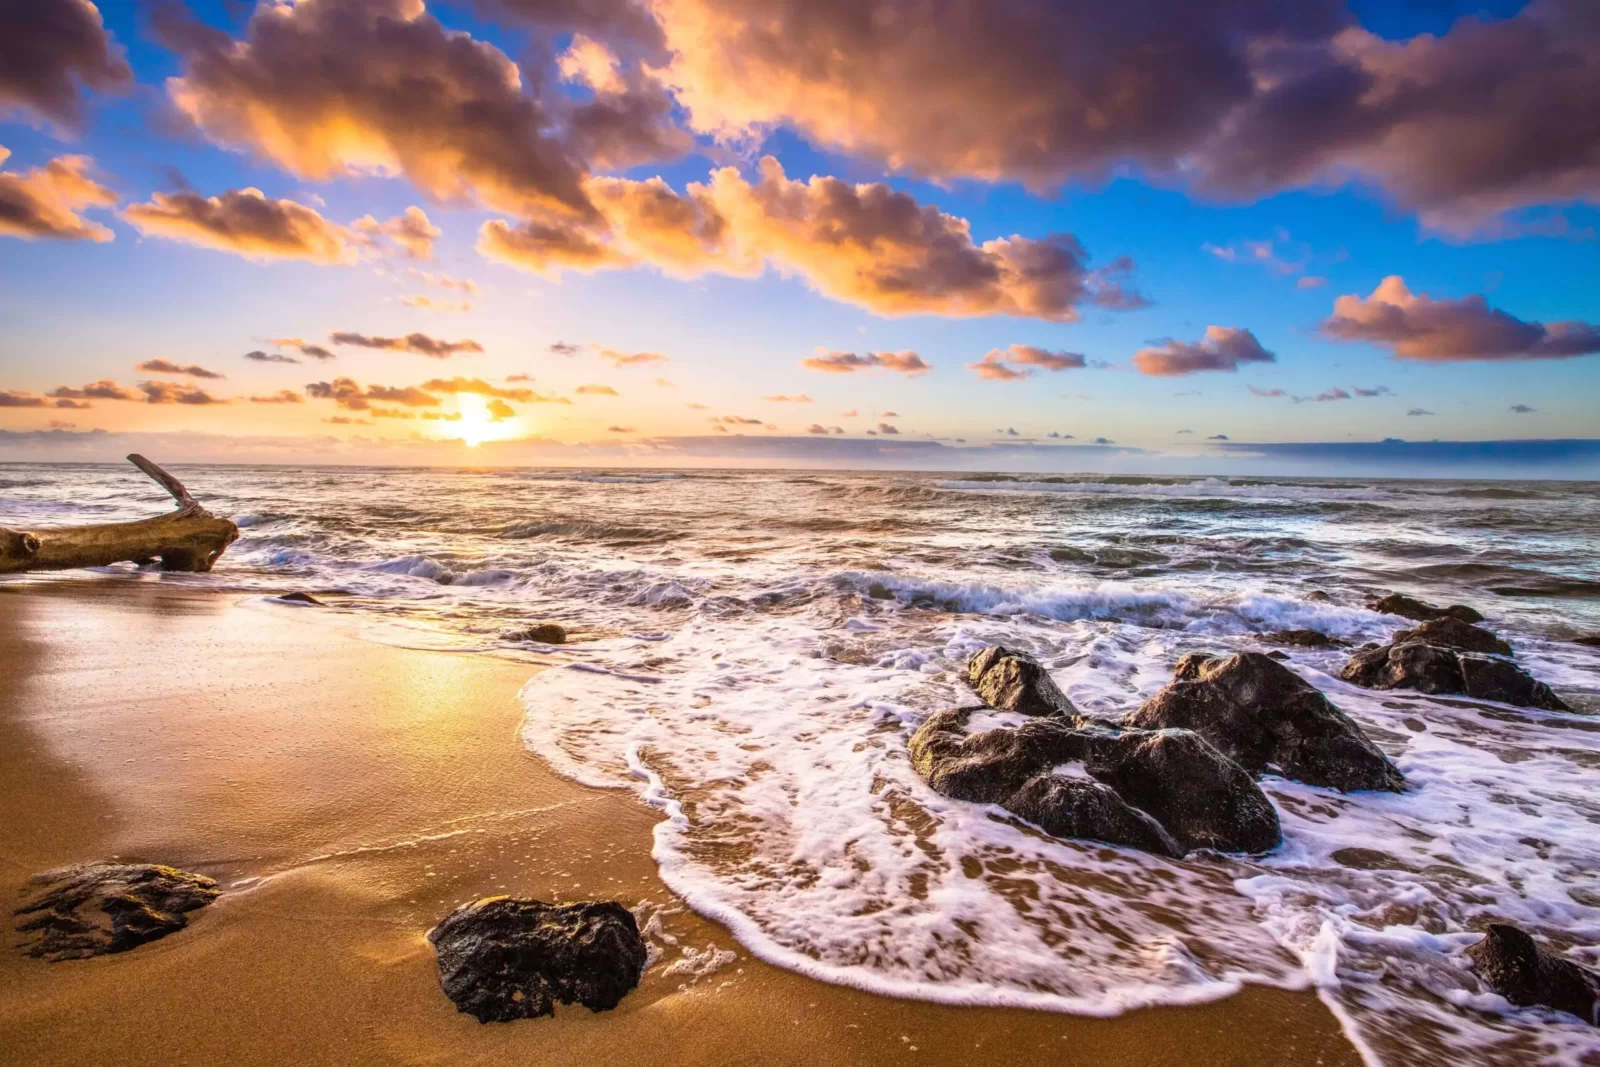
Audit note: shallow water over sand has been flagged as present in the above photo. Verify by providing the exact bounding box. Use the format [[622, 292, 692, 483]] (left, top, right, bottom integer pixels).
[[4, 464, 1599, 1064]]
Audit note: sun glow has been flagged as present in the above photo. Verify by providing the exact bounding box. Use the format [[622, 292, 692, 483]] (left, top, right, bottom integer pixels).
[[446, 394, 516, 447]]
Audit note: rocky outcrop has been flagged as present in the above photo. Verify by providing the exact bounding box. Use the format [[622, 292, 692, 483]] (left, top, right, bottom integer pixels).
[[1342, 643, 1569, 711], [14, 862, 219, 960], [1127, 652, 1403, 792], [429, 897, 647, 1023], [505, 622, 567, 644], [909, 707, 1278, 856], [1368, 593, 1483, 624], [966, 645, 1079, 718], [1467, 924, 1599, 1025], [1393, 617, 1512, 656], [1259, 629, 1344, 648]]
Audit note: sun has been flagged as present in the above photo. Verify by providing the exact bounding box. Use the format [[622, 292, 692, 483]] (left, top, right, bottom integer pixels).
[[446, 394, 515, 447]]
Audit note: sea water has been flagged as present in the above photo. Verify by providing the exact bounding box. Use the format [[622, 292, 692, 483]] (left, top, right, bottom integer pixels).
[[3, 464, 1598, 1064]]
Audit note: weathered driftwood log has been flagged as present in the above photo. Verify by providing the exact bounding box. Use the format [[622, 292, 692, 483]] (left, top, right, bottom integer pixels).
[[0, 454, 238, 574]]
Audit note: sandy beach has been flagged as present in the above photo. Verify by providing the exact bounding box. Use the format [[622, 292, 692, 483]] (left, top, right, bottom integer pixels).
[[0, 580, 1363, 1066]]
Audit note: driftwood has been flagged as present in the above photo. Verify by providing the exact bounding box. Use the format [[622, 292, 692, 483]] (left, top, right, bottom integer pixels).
[[0, 454, 238, 574]]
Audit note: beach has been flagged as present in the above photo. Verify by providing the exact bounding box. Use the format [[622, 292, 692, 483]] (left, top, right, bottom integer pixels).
[[0, 580, 1363, 1066]]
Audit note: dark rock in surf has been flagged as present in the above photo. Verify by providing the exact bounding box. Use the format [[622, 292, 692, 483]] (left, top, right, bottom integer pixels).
[[1127, 652, 1403, 793], [275, 591, 323, 606], [1341, 643, 1569, 711], [1467, 924, 1599, 1025], [1305, 590, 1333, 603], [966, 645, 1079, 718], [1574, 635, 1600, 649], [1393, 617, 1512, 657], [428, 897, 646, 1023], [14, 862, 219, 960], [1267, 650, 1290, 661], [506, 622, 567, 644], [1260, 629, 1344, 648], [1085, 728, 1282, 854], [1368, 593, 1483, 624], [908, 709, 1276, 856]]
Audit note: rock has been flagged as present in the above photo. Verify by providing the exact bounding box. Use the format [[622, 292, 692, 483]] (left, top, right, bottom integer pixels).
[[275, 591, 323, 606], [1341, 642, 1569, 711], [1260, 629, 1344, 648], [1305, 590, 1333, 603], [14, 862, 219, 961], [1368, 593, 1483, 624], [1467, 924, 1598, 1025], [1267, 650, 1290, 661], [909, 710, 1276, 856], [1574, 635, 1600, 649], [1128, 652, 1403, 793], [1085, 728, 1282, 854], [428, 897, 647, 1023], [506, 622, 567, 644], [966, 646, 1079, 718], [1393, 617, 1512, 657]]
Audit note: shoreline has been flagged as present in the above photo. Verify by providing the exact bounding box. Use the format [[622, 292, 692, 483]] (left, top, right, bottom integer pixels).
[[0, 579, 1362, 1066]]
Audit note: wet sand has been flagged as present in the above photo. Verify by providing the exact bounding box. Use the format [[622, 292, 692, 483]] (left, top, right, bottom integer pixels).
[[0, 581, 1362, 1066]]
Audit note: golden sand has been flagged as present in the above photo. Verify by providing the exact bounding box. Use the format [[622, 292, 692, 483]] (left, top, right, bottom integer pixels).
[[0, 581, 1361, 1066]]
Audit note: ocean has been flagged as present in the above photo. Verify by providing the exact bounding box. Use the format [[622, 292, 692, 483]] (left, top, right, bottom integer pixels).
[[4, 463, 1599, 1064]]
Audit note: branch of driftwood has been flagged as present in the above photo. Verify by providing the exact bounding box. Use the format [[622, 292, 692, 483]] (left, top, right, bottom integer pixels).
[[0, 454, 238, 574]]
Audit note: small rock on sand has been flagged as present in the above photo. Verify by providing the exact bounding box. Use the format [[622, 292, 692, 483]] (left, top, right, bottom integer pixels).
[[429, 897, 647, 1023], [14, 862, 219, 961], [506, 622, 567, 644]]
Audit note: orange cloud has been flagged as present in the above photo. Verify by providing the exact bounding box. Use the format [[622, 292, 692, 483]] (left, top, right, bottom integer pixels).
[[0, 148, 116, 242], [136, 359, 225, 379], [1133, 326, 1276, 377], [250, 390, 303, 404], [576, 384, 619, 395], [800, 349, 930, 376], [353, 206, 440, 260], [122, 187, 354, 263], [1322, 276, 1600, 362]]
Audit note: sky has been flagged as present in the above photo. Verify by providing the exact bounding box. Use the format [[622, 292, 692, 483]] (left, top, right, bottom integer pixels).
[[1, 0, 1597, 476]]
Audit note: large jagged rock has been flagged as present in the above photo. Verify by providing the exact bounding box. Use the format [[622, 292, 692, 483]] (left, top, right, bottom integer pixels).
[[1393, 617, 1512, 657], [1126, 652, 1403, 793], [966, 645, 1079, 718], [1342, 643, 1569, 711], [1467, 924, 1599, 1025], [428, 897, 646, 1023], [909, 709, 1277, 856], [1368, 593, 1483, 624], [14, 862, 219, 960]]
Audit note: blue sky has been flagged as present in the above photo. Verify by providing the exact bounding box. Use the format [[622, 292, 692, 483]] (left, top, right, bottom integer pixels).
[[1, 0, 1596, 473]]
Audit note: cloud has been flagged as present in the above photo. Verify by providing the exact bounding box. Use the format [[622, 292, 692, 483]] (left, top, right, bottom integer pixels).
[[800, 349, 930, 376], [1133, 326, 1276, 376], [486, 398, 517, 421], [269, 337, 336, 361], [401, 295, 472, 313], [418, 377, 536, 400], [122, 188, 355, 263], [353, 206, 440, 260], [968, 343, 1086, 380], [138, 380, 226, 405], [763, 394, 811, 403], [606, 424, 637, 433], [1352, 386, 1390, 397], [550, 341, 583, 355], [1204, 235, 1305, 276], [481, 158, 1143, 321], [1093, 437, 1113, 445], [559, 36, 692, 171], [245, 350, 299, 364], [653, 377, 674, 388], [0, 149, 116, 242], [157, 0, 594, 220], [305, 377, 441, 410], [1297, 276, 1328, 290], [598, 348, 668, 365], [136, 359, 225, 380], [876, 422, 900, 435], [0, 0, 130, 130], [709, 415, 765, 426], [0, 390, 44, 408], [648, 1, 1600, 235], [50, 379, 140, 401], [1314, 387, 1351, 402], [576, 383, 619, 395], [409, 270, 479, 294], [331, 331, 484, 358], [251, 390, 304, 404], [1207, 434, 1230, 441], [1248, 386, 1287, 398], [1407, 408, 1435, 416], [1322, 276, 1600, 362], [1509, 404, 1538, 414]]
